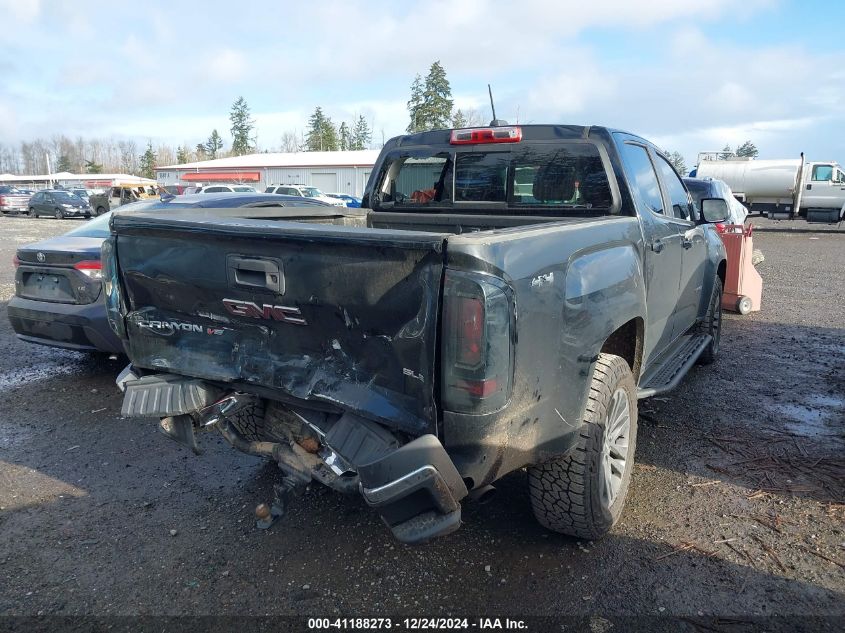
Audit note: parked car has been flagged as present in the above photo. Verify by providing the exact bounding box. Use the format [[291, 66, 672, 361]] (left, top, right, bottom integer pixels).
[[265, 184, 346, 207], [0, 185, 32, 215], [69, 187, 94, 201], [195, 184, 257, 194], [162, 184, 186, 195], [7, 193, 338, 355], [325, 193, 362, 208], [106, 124, 728, 544], [89, 184, 158, 216], [683, 177, 748, 226], [27, 189, 93, 218]]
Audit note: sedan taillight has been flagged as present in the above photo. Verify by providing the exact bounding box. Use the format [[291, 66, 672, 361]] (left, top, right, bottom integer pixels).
[[74, 260, 102, 279]]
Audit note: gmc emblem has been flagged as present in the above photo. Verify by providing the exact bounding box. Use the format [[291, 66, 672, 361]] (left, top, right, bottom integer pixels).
[[222, 298, 307, 325]]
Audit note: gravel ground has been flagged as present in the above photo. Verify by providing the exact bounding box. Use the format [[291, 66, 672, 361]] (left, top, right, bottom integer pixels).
[[0, 215, 842, 629]]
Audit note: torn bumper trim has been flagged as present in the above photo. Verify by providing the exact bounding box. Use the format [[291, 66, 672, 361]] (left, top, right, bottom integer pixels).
[[358, 434, 468, 544], [118, 369, 221, 418]]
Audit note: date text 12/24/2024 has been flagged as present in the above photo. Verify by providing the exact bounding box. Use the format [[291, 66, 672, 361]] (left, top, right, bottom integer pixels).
[[307, 618, 528, 630]]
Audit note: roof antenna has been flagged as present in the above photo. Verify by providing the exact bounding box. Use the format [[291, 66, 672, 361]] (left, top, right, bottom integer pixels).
[[488, 84, 508, 126]]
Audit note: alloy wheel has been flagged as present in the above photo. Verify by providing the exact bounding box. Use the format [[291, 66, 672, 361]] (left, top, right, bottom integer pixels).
[[599, 388, 631, 507]]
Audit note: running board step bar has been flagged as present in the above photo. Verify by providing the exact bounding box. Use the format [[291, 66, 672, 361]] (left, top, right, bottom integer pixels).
[[637, 333, 712, 399]]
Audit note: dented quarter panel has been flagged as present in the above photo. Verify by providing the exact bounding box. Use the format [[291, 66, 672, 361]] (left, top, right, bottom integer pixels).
[[112, 212, 450, 435], [441, 216, 647, 484]]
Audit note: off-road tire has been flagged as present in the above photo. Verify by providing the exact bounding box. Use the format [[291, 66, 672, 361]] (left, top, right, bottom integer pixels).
[[96, 206, 107, 216], [227, 401, 266, 442], [696, 276, 723, 365], [528, 353, 637, 540]]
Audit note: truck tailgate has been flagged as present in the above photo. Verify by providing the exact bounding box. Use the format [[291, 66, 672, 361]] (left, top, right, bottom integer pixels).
[[111, 212, 449, 435]]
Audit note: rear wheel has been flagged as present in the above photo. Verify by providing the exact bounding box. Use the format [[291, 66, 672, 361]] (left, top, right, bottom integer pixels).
[[54, 208, 64, 220], [528, 353, 637, 540], [737, 295, 753, 315], [96, 206, 107, 216]]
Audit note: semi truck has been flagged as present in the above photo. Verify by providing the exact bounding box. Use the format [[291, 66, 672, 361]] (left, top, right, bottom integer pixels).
[[694, 153, 845, 222]]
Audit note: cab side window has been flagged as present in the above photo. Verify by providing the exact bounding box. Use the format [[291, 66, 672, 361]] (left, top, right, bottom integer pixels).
[[619, 143, 664, 215], [812, 165, 833, 181], [655, 156, 694, 221]]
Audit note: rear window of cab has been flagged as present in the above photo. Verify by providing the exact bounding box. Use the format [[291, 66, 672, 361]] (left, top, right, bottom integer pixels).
[[372, 142, 614, 215]]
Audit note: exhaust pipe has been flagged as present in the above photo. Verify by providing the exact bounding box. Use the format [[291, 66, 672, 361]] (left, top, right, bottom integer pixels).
[[468, 484, 497, 504]]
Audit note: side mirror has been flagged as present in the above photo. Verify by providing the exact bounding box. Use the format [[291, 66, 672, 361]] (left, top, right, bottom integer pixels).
[[701, 198, 730, 223]]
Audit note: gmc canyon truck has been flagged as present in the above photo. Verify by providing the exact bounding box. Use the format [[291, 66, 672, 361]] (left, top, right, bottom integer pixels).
[[104, 125, 729, 544]]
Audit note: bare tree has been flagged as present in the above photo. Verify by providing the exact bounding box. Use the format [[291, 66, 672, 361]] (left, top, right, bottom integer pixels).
[[280, 130, 300, 152]]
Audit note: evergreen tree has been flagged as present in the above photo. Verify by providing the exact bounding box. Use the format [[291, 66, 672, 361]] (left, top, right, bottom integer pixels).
[[351, 115, 371, 150], [139, 141, 157, 179], [305, 107, 339, 151], [176, 146, 189, 164], [56, 154, 72, 172], [664, 150, 687, 176], [452, 109, 467, 128], [406, 73, 424, 133], [84, 160, 103, 174], [719, 145, 733, 160], [195, 143, 207, 160], [205, 130, 224, 159], [229, 96, 255, 156], [420, 61, 453, 131], [735, 140, 759, 159], [338, 122, 351, 151]]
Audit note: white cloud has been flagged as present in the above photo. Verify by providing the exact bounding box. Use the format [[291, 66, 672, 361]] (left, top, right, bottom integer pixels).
[[0, 0, 840, 168], [526, 49, 618, 118], [0, 0, 41, 22], [203, 49, 249, 79], [0, 99, 19, 138]]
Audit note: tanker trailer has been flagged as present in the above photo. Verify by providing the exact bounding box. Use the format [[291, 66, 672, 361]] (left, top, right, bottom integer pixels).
[[696, 154, 844, 222]]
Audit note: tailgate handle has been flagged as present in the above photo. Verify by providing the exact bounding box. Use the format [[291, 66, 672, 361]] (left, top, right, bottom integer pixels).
[[228, 257, 283, 294]]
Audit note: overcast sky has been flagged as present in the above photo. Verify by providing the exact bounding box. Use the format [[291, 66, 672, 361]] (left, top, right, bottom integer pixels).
[[1, 0, 842, 167]]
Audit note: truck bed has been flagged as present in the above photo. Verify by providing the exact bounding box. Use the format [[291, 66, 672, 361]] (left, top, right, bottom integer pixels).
[[110, 209, 597, 434]]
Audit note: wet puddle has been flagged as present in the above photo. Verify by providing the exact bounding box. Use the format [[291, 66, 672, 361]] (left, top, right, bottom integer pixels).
[[768, 393, 845, 438], [0, 352, 87, 390]]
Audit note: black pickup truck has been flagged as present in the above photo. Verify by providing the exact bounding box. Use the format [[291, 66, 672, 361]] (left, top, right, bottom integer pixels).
[[104, 124, 730, 543]]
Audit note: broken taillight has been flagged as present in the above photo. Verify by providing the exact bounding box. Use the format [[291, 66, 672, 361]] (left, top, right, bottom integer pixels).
[[442, 271, 513, 414]]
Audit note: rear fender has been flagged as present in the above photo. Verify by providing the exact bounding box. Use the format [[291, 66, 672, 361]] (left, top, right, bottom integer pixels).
[[443, 223, 646, 486]]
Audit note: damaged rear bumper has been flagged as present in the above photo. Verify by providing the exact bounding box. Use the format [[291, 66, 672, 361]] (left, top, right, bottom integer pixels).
[[358, 434, 467, 544], [117, 367, 467, 544]]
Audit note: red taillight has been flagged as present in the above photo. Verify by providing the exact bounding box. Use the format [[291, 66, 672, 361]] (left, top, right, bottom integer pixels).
[[715, 223, 726, 233], [455, 295, 484, 368], [13, 254, 20, 268], [74, 260, 103, 279], [455, 378, 499, 398], [450, 126, 522, 145], [0, 196, 6, 206], [442, 271, 513, 414]]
